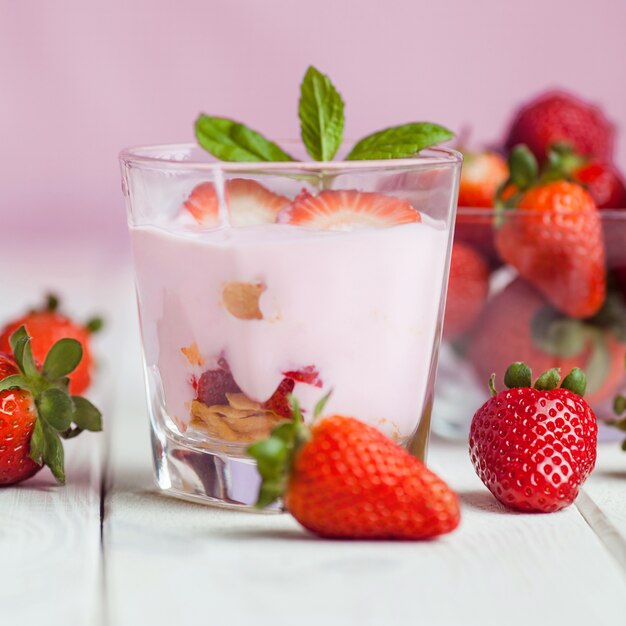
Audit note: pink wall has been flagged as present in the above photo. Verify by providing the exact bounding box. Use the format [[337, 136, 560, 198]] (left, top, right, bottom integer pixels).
[[1, 0, 625, 248]]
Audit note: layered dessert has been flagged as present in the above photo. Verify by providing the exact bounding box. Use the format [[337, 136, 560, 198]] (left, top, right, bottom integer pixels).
[[130, 178, 449, 447]]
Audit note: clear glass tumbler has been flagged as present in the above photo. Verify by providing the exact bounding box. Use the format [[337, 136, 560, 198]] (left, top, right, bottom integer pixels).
[[120, 144, 461, 508]]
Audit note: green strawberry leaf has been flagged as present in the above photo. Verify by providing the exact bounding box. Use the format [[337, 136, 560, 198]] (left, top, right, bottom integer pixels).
[[346, 123, 454, 161], [256, 478, 286, 509], [0, 374, 29, 393], [561, 368, 587, 397], [614, 395, 626, 415], [508, 144, 538, 191], [9, 326, 38, 377], [42, 338, 83, 381], [534, 368, 561, 391], [195, 115, 295, 162], [313, 391, 332, 418], [298, 66, 345, 161], [71, 396, 103, 431], [38, 388, 74, 431], [504, 362, 532, 389], [86, 317, 104, 333], [42, 426, 65, 484], [531, 307, 587, 358], [29, 419, 45, 466], [248, 436, 288, 481]]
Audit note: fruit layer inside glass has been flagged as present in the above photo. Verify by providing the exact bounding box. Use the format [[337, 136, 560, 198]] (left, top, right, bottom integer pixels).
[[120, 145, 461, 506]]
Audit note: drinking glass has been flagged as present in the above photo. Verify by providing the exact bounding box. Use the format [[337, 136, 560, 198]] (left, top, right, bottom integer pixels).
[[120, 143, 461, 508]]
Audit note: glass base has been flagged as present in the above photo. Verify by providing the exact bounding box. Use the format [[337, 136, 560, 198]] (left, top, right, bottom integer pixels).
[[150, 420, 281, 511]]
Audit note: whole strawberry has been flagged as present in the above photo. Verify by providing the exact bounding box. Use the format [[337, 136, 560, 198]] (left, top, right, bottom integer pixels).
[[504, 91, 615, 161], [495, 146, 606, 318], [443, 242, 490, 340], [248, 397, 460, 539], [458, 150, 509, 208], [0, 295, 102, 395], [469, 362, 597, 513], [468, 278, 626, 406], [542, 143, 626, 210], [0, 326, 102, 485]]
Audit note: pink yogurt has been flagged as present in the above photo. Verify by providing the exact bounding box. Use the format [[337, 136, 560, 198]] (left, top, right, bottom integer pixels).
[[130, 219, 448, 441]]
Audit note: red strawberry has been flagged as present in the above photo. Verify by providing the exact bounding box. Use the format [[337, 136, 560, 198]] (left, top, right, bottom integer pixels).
[[278, 189, 421, 230], [263, 378, 295, 418], [468, 278, 624, 406], [0, 327, 102, 485], [458, 151, 508, 208], [183, 178, 290, 226], [443, 242, 490, 340], [196, 359, 241, 406], [495, 180, 606, 318], [574, 161, 626, 209], [0, 352, 39, 484], [282, 365, 322, 387], [0, 296, 100, 395], [504, 91, 615, 161], [455, 151, 508, 266], [248, 398, 460, 540], [469, 362, 597, 512]]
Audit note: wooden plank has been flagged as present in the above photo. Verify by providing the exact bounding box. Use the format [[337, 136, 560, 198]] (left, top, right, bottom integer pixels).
[[577, 443, 626, 571], [0, 246, 125, 625], [103, 274, 626, 626]]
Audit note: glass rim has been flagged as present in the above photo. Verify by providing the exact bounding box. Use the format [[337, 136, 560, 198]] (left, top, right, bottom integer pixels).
[[457, 206, 626, 217], [119, 142, 463, 172]]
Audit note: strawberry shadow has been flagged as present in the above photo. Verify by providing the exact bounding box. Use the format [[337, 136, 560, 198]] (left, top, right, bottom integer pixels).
[[458, 489, 511, 514]]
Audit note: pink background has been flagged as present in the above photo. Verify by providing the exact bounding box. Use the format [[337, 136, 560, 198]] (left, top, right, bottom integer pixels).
[[2, 0, 625, 248]]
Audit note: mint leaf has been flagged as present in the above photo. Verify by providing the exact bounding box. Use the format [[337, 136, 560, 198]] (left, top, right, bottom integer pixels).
[[42, 338, 83, 380], [346, 123, 454, 160], [71, 396, 102, 432], [298, 66, 345, 161], [195, 115, 294, 162], [38, 388, 73, 431]]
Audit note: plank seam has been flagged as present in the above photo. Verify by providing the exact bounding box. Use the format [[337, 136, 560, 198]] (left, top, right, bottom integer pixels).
[[576, 489, 626, 577]]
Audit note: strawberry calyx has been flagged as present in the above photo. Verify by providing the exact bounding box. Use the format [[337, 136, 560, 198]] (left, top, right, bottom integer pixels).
[[29, 293, 104, 334], [0, 326, 102, 483], [489, 361, 587, 397], [247, 393, 330, 508], [495, 142, 592, 210], [495, 144, 539, 209]]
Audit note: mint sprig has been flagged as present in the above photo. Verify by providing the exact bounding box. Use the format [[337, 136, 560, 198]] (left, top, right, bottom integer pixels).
[[0, 326, 103, 483], [195, 66, 454, 163], [298, 66, 345, 161], [346, 123, 454, 160], [195, 116, 295, 162]]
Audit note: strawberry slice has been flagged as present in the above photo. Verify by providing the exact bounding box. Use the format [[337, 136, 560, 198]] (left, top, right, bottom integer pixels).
[[277, 189, 421, 230], [183, 179, 290, 227], [283, 365, 322, 387]]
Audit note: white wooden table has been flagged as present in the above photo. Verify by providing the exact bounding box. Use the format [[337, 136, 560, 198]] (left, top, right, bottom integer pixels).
[[1, 246, 625, 626]]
